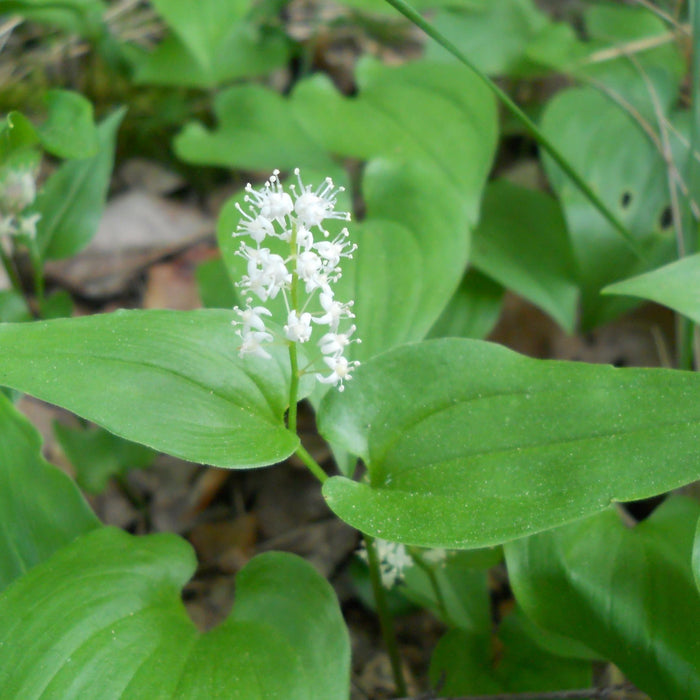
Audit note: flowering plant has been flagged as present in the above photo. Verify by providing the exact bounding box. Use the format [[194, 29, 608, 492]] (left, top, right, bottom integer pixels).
[[1, 1, 700, 697]]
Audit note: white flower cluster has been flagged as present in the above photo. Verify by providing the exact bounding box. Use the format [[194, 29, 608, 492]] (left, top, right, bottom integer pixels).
[[232, 169, 361, 391], [0, 169, 40, 240], [358, 539, 449, 588], [359, 539, 414, 588]]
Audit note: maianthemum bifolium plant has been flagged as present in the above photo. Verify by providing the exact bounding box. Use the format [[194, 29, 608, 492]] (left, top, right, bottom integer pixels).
[[2, 0, 700, 698]]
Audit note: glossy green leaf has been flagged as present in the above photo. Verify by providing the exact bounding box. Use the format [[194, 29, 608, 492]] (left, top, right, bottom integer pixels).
[[430, 610, 591, 695], [428, 268, 503, 340], [54, 422, 156, 494], [319, 338, 700, 547], [36, 108, 124, 260], [36, 90, 98, 160], [505, 497, 700, 700], [603, 253, 700, 325], [0, 529, 350, 699], [0, 309, 306, 469], [471, 180, 578, 332], [541, 87, 681, 328], [0, 392, 99, 592]]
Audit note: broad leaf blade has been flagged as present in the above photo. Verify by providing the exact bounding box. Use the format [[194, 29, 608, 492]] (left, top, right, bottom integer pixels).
[[0, 529, 349, 699], [319, 338, 700, 547], [505, 497, 700, 700], [0, 309, 301, 469], [0, 393, 99, 592], [603, 253, 700, 325]]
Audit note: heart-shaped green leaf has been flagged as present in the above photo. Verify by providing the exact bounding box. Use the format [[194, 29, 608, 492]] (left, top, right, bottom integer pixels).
[[0, 309, 305, 468], [36, 90, 99, 160], [36, 108, 124, 260], [318, 338, 700, 547], [0, 528, 349, 699], [471, 180, 578, 332], [505, 497, 700, 700], [540, 87, 682, 328], [603, 252, 700, 325], [0, 392, 99, 592]]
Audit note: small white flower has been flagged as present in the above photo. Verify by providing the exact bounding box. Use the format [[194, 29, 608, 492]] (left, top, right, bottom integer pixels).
[[233, 304, 272, 333], [314, 228, 356, 269], [234, 209, 274, 245], [284, 310, 313, 343], [296, 250, 322, 279], [296, 225, 314, 249], [16, 213, 40, 239], [315, 290, 354, 330], [0, 170, 37, 214], [359, 539, 414, 589], [290, 168, 350, 232], [422, 548, 448, 565], [316, 354, 359, 391], [318, 325, 360, 357], [237, 329, 274, 359]]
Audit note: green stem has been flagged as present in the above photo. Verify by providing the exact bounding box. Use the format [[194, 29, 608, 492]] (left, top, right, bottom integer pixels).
[[382, 0, 643, 259], [0, 243, 23, 295], [295, 443, 327, 484], [363, 534, 407, 697], [409, 549, 449, 622], [29, 240, 45, 317], [288, 342, 299, 433]]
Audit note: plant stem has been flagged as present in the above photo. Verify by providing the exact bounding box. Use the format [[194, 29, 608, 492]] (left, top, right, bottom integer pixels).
[[408, 549, 449, 621], [382, 0, 643, 259], [363, 534, 408, 697], [29, 240, 45, 316], [295, 443, 327, 484], [0, 243, 22, 295], [288, 341, 299, 433]]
